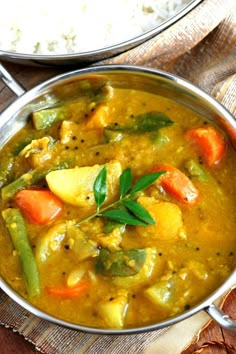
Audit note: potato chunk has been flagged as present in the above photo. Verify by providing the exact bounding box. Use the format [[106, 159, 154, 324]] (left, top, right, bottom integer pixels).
[[145, 279, 173, 309], [60, 120, 103, 147], [97, 289, 129, 329], [136, 197, 186, 241], [46, 161, 122, 207], [85, 104, 109, 129]]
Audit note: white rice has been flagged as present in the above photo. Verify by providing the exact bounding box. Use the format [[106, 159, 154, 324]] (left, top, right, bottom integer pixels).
[[0, 0, 191, 55]]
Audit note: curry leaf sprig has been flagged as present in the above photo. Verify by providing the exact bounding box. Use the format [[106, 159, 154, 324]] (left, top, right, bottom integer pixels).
[[76, 167, 165, 227]]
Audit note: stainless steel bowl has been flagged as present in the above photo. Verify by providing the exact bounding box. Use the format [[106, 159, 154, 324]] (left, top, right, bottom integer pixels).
[[0, 0, 202, 67], [0, 63, 235, 334]]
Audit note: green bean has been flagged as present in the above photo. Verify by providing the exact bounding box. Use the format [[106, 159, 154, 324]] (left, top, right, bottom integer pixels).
[[1, 160, 71, 201], [1, 208, 40, 297], [0, 156, 15, 188]]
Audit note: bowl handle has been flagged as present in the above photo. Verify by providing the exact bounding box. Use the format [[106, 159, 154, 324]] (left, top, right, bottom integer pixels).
[[205, 304, 236, 330], [0, 62, 25, 97]]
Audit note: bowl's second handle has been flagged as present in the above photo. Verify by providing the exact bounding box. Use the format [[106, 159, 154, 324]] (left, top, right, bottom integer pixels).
[[205, 303, 236, 330], [0, 63, 25, 97]]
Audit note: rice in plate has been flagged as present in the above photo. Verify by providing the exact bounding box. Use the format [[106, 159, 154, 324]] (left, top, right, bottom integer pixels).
[[0, 0, 193, 55]]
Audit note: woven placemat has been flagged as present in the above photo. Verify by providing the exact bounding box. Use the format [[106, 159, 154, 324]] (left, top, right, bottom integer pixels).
[[0, 0, 235, 353]]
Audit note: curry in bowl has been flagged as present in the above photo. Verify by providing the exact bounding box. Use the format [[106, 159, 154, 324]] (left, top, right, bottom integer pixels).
[[0, 74, 235, 330]]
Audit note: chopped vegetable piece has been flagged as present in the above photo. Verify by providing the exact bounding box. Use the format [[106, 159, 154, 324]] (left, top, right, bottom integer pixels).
[[67, 268, 86, 287], [152, 130, 170, 145], [46, 281, 90, 298], [60, 120, 104, 147], [35, 223, 66, 262], [185, 260, 208, 280], [32, 106, 68, 130], [97, 289, 128, 329], [15, 189, 63, 224], [186, 126, 226, 166], [20, 136, 56, 168], [46, 161, 122, 207], [60, 121, 76, 144], [84, 84, 113, 104], [152, 164, 199, 205], [36, 221, 98, 263], [136, 197, 186, 241], [85, 104, 109, 129], [96, 248, 147, 276], [1, 208, 40, 297], [145, 279, 173, 308], [1, 160, 72, 201], [185, 159, 208, 181], [66, 223, 99, 261]]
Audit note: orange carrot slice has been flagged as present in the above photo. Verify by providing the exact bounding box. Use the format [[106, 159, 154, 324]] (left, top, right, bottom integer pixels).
[[152, 164, 199, 205], [15, 189, 63, 224], [46, 282, 90, 298], [186, 126, 226, 166]]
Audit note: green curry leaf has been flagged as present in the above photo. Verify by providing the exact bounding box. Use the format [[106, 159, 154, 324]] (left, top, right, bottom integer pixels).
[[76, 168, 164, 228], [119, 168, 132, 197], [133, 112, 173, 132], [93, 166, 107, 209], [102, 209, 148, 226], [130, 171, 164, 195], [105, 111, 173, 134], [122, 200, 155, 225]]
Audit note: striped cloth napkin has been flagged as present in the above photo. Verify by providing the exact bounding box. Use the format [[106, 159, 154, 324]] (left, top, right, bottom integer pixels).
[[0, 0, 235, 353]]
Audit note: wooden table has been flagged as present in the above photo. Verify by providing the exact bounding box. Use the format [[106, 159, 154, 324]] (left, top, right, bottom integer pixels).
[[0, 62, 235, 354]]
